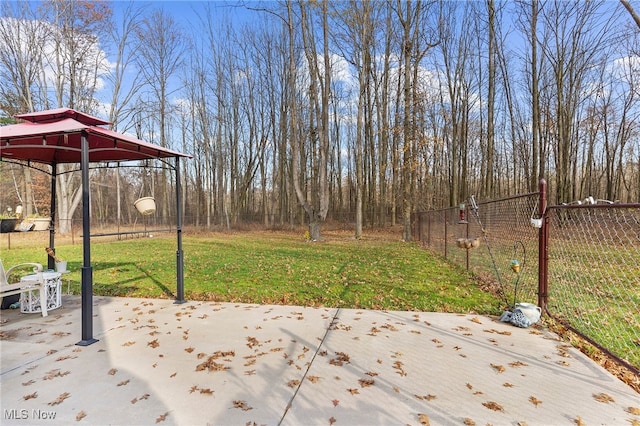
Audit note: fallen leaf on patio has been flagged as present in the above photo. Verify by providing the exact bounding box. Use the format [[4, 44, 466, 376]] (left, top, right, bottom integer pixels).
[[233, 400, 252, 411], [56, 355, 75, 361], [490, 364, 505, 373], [48, 392, 70, 406], [76, 411, 86, 421], [418, 413, 430, 425], [574, 416, 585, 426], [117, 380, 130, 386], [482, 401, 504, 412], [170, 372, 177, 378], [155, 412, 169, 423], [185, 347, 194, 353], [529, 396, 542, 406], [199, 388, 214, 395], [466, 383, 473, 390], [470, 317, 482, 324], [288, 379, 300, 387], [415, 394, 436, 401], [483, 329, 511, 336], [463, 418, 476, 426], [22, 380, 35, 386], [332, 399, 339, 407], [245, 370, 256, 376], [392, 386, 400, 393], [122, 341, 136, 346], [347, 388, 359, 395], [44, 369, 70, 380], [359, 378, 374, 388], [593, 393, 614, 403], [503, 382, 514, 387], [108, 368, 117, 375], [509, 361, 528, 368], [307, 375, 321, 383], [23, 392, 38, 400], [147, 339, 159, 348], [627, 406, 640, 415]]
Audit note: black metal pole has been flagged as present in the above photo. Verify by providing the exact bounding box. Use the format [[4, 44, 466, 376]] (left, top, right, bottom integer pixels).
[[538, 178, 548, 312], [48, 162, 57, 270], [175, 156, 185, 304], [77, 131, 97, 346]]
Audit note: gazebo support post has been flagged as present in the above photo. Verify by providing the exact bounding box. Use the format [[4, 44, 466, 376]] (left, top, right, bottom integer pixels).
[[48, 162, 57, 270], [77, 131, 98, 346], [175, 156, 185, 304]]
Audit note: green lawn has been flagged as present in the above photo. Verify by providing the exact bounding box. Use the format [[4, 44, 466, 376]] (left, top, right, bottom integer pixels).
[[1, 231, 500, 314]]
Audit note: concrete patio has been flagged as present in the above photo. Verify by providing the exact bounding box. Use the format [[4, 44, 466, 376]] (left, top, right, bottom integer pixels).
[[1, 295, 638, 425]]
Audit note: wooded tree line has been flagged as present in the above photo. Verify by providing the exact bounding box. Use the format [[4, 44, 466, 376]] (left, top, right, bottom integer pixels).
[[1, 0, 639, 239]]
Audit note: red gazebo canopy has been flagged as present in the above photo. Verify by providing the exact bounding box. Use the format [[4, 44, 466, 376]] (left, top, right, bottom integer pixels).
[[1, 108, 190, 164]]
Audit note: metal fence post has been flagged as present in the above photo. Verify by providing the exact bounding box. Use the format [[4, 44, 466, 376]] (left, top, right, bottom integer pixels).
[[537, 179, 548, 311]]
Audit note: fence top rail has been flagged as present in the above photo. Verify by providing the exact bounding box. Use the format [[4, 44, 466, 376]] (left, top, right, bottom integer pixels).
[[416, 191, 540, 214], [548, 203, 640, 211]]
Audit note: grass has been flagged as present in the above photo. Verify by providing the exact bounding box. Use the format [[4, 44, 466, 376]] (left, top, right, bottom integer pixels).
[[0, 230, 500, 314]]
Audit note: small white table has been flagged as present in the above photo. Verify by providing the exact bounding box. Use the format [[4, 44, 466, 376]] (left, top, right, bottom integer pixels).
[[20, 271, 62, 313]]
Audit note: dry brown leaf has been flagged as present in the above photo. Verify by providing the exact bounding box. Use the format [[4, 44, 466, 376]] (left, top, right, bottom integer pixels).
[[627, 406, 640, 415], [482, 401, 504, 412], [232, 400, 252, 411], [503, 382, 514, 387], [329, 417, 336, 425], [418, 413, 430, 425], [117, 379, 130, 386], [415, 394, 436, 401], [307, 375, 321, 383], [529, 396, 542, 407], [155, 412, 169, 423], [574, 416, 585, 426], [122, 341, 135, 347], [287, 379, 301, 387], [347, 388, 359, 395], [185, 347, 194, 353], [22, 380, 35, 386], [23, 392, 38, 400], [332, 399, 339, 407], [76, 411, 86, 421], [147, 339, 159, 348], [108, 368, 117, 376], [359, 378, 375, 388], [463, 418, 476, 426], [490, 364, 505, 373], [48, 392, 70, 406], [593, 392, 615, 403], [44, 369, 70, 380], [509, 361, 528, 368], [466, 383, 473, 390], [199, 388, 214, 395]]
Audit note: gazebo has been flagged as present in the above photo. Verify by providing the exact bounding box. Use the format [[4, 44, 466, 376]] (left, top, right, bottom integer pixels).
[[0, 108, 192, 345]]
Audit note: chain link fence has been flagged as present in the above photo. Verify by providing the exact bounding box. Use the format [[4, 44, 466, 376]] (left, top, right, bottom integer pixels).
[[546, 204, 640, 371], [413, 193, 541, 311], [413, 186, 640, 374]]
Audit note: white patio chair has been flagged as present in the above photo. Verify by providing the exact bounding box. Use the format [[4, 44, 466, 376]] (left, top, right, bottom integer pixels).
[[0, 259, 48, 317]]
